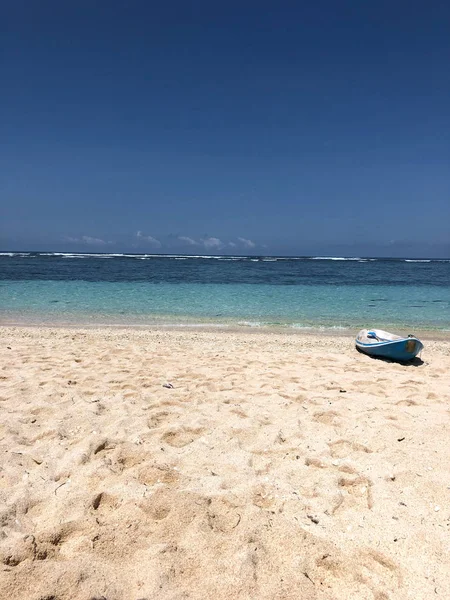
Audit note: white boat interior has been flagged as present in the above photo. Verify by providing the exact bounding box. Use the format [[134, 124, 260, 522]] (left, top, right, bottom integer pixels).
[[356, 329, 404, 344]]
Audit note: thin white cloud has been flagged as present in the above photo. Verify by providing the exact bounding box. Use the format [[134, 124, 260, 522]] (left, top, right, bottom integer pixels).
[[136, 231, 162, 248], [201, 236, 224, 250], [81, 236, 110, 246], [228, 242, 237, 248], [63, 235, 112, 246], [178, 236, 199, 246], [238, 237, 256, 249]]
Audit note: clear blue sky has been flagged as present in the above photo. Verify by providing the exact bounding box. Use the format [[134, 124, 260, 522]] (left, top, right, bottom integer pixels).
[[1, 0, 449, 257]]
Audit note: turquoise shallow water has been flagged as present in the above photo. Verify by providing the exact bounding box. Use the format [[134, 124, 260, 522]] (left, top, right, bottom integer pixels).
[[1, 253, 449, 331]]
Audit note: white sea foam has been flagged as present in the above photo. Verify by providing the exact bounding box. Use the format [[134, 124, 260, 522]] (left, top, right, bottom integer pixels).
[[181, 255, 218, 259], [164, 322, 230, 328], [55, 254, 88, 258], [39, 253, 107, 258], [98, 253, 128, 257], [2, 253, 447, 264], [311, 256, 363, 261]]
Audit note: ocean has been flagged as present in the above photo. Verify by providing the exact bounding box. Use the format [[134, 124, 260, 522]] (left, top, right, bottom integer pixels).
[[1, 252, 449, 332]]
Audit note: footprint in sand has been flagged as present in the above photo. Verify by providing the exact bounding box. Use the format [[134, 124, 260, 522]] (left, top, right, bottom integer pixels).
[[147, 410, 177, 429], [396, 398, 419, 406], [90, 439, 115, 457], [353, 380, 387, 396], [2, 522, 82, 567], [230, 407, 249, 418], [251, 483, 276, 509], [161, 426, 205, 448], [138, 464, 180, 486], [313, 411, 341, 426], [329, 439, 372, 459], [91, 492, 121, 513], [332, 474, 374, 513], [139, 488, 172, 521], [315, 547, 402, 597], [1, 533, 56, 566], [398, 385, 420, 395], [205, 497, 242, 533], [354, 549, 403, 596], [384, 414, 398, 421]]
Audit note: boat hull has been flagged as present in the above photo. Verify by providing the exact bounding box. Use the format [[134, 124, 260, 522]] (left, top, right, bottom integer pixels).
[[355, 329, 423, 362]]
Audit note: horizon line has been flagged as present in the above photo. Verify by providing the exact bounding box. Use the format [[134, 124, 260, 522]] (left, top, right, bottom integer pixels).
[[1, 251, 449, 261]]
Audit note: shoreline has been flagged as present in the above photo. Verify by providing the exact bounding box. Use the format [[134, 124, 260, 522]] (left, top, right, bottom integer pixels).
[[1, 320, 450, 341]]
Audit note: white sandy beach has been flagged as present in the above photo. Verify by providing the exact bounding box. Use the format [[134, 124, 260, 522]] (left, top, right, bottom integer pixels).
[[0, 326, 449, 599]]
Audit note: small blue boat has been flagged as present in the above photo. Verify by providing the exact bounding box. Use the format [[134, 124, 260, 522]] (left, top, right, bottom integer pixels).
[[355, 329, 424, 362]]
